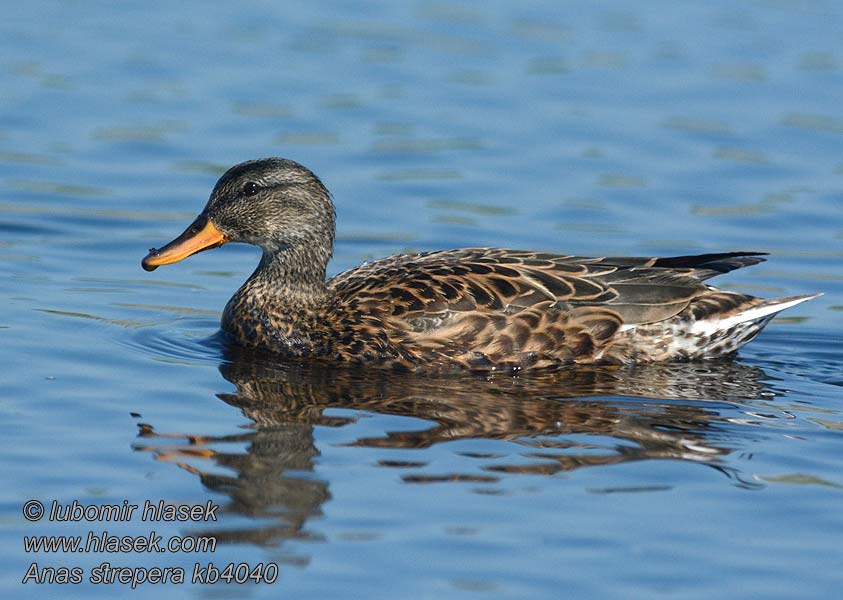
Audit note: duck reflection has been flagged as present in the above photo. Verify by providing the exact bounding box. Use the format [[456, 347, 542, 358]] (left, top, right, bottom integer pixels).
[[135, 348, 775, 547]]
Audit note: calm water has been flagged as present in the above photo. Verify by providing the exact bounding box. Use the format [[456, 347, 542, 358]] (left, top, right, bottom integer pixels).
[[2, 1, 842, 598]]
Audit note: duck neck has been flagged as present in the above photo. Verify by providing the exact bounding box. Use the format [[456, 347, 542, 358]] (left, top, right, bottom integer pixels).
[[245, 242, 331, 308], [221, 241, 332, 354]]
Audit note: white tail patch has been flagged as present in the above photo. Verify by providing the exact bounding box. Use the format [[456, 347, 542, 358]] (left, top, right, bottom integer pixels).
[[691, 293, 821, 336]]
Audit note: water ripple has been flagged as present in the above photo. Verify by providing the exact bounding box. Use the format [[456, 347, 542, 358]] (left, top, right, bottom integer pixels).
[[119, 321, 226, 366]]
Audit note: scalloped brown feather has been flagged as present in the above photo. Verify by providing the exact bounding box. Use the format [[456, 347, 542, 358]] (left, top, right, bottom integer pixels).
[[222, 247, 807, 371]]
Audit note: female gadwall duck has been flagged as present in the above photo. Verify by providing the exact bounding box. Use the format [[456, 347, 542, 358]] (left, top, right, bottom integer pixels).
[[142, 158, 818, 371]]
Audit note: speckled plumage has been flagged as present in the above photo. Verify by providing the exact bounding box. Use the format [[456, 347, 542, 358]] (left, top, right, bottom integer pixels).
[[142, 158, 819, 372]]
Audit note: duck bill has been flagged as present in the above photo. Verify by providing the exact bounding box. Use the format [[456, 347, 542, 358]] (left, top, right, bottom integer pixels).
[[142, 215, 227, 271]]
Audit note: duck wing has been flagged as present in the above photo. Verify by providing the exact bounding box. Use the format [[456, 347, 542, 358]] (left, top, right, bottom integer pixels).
[[328, 249, 766, 327]]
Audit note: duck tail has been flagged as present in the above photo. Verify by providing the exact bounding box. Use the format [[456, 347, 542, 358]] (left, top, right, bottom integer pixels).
[[702, 293, 822, 332], [659, 293, 822, 361]]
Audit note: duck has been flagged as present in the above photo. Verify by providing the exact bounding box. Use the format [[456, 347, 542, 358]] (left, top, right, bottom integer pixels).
[[141, 158, 819, 372]]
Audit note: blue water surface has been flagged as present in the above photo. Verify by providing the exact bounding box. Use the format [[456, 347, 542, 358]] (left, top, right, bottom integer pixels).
[[2, 1, 842, 598]]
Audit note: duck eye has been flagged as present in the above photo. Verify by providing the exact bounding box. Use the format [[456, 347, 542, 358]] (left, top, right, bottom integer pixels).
[[243, 182, 260, 196]]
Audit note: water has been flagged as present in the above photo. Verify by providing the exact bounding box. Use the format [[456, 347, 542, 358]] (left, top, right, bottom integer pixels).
[[2, 1, 842, 598]]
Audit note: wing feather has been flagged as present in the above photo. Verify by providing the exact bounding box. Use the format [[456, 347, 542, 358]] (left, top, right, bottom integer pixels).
[[327, 249, 765, 332]]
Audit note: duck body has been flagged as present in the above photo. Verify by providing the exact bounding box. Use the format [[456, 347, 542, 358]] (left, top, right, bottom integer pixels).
[[221, 246, 815, 371], [142, 158, 818, 372]]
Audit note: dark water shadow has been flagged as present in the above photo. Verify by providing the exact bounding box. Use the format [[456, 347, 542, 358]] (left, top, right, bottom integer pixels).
[[134, 348, 777, 551]]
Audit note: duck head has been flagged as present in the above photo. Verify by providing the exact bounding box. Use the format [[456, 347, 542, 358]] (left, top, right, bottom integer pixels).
[[142, 158, 335, 272]]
